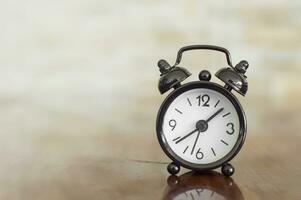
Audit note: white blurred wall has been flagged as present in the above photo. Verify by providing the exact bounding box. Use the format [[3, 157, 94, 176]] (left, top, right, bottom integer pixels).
[[0, 0, 300, 161]]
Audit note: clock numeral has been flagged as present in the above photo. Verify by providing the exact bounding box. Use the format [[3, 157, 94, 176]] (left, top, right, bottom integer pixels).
[[196, 189, 204, 195], [196, 94, 210, 107], [226, 123, 234, 135], [169, 119, 177, 131], [196, 148, 204, 159], [197, 95, 201, 106], [202, 95, 210, 106]]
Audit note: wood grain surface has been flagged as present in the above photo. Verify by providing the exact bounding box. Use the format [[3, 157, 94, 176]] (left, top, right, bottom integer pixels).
[[1, 133, 300, 200]]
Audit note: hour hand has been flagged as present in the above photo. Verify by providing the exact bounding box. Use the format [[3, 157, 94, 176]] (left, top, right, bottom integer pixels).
[[175, 129, 198, 144]]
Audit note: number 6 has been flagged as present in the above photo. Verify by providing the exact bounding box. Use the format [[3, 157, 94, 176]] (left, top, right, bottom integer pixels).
[[196, 148, 204, 159]]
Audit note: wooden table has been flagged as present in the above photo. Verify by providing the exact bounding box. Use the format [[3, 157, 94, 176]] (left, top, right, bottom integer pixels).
[[1, 133, 300, 200]]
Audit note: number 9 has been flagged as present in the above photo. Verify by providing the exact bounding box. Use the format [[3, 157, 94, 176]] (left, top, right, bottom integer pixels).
[[169, 119, 177, 131]]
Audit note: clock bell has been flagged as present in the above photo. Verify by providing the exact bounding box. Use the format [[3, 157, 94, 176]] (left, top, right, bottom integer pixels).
[[216, 60, 249, 96], [157, 59, 191, 94]]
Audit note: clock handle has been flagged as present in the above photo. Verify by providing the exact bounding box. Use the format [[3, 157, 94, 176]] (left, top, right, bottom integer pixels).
[[174, 45, 234, 68]]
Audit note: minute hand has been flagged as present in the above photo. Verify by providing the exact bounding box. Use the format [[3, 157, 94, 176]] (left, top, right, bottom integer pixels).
[[205, 108, 224, 123]]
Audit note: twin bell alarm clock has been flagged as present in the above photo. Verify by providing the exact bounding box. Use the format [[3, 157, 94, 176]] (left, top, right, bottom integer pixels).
[[156, 45, 249, 176]]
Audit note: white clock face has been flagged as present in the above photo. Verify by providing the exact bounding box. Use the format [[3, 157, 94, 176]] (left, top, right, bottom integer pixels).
[[161, 88, 240, 165]]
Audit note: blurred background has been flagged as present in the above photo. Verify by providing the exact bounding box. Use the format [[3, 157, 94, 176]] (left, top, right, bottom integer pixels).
[[0, 0, 300, 199]]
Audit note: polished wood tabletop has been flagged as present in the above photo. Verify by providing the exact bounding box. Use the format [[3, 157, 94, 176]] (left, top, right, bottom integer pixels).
[[1, 132, 300, 200]]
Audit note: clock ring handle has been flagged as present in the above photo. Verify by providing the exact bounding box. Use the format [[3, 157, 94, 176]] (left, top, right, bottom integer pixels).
[[174, 45, 234, 68]]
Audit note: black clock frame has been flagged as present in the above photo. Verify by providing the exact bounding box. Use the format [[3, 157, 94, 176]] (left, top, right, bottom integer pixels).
[[156, 81, 247, 171]]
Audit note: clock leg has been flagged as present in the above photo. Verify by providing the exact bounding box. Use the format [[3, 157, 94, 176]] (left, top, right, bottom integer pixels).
[[167, 162, 180, 175], [221, 163, 235, 177]]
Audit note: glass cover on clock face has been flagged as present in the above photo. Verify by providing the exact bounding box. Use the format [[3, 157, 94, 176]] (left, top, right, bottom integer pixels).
[[162, 88, 240, 165]]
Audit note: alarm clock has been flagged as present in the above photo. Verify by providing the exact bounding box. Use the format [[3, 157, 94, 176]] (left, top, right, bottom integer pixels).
[[156, 45, 249, 176]]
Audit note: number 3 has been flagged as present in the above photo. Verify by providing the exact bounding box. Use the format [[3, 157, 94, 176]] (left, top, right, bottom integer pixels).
[[226, 123, 234, 135]]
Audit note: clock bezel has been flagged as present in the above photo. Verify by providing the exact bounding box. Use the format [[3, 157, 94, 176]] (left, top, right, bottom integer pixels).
[[156, 81, 247, 171]]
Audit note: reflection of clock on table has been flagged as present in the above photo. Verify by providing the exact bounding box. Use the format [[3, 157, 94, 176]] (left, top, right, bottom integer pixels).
[[163, 171, 244, 200], [156, 45, 249, 176]]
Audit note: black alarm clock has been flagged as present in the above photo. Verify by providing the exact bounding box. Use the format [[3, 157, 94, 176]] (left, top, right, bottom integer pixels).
[[156, 45, 249, 176]]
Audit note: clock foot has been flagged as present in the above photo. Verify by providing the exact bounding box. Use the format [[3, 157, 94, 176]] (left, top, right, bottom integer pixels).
[[167, 162, 180, 175], [221, 163, 235, 177]]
